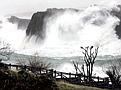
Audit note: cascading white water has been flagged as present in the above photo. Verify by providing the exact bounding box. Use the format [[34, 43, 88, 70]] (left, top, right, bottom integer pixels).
[[0, 17, 26, 51], [42, 6, 120, 57], [0, 3, 121, 57]]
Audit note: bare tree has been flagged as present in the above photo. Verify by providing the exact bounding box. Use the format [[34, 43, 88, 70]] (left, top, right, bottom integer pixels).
[[72, 61, 82, 74], [81, 46, 99, 81], [72, 46, 98, 82]]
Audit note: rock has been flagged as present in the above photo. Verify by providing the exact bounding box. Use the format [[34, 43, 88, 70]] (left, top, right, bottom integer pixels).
[[8, 16, 30, 30]]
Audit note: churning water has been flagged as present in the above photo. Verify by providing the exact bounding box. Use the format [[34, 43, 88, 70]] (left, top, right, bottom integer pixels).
[[0, 2, 121, 77]]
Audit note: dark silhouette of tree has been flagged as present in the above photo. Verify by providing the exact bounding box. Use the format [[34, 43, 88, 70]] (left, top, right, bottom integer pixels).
[[72, 46, 98, 82], [72, 61, 82, 74], [106, 60, 121, 88], [80, 46, 99, 82]]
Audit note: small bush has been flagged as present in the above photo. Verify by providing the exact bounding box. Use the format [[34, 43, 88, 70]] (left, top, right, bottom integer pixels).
[[106, 66, 121, 88], [17, 52, 51, 73]]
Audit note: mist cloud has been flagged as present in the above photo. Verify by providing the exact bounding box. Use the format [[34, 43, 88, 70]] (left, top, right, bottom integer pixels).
[[0, 0, 121, 17]]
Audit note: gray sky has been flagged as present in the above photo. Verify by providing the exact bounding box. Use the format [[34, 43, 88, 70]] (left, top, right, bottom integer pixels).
[[0, 0, 121, 18]]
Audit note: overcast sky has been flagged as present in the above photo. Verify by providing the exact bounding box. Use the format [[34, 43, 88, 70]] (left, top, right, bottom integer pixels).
[[0, 0, 121, 18]]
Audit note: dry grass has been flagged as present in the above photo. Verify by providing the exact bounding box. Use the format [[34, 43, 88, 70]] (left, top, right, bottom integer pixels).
[[57, 81, 109, 90]]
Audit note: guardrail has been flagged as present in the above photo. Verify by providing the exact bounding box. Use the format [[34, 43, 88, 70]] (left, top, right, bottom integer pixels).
[[1, 63, 111, 88]]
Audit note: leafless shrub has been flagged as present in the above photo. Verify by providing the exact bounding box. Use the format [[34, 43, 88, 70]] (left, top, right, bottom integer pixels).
[[0, 41, 13, 60], [105, 60, 121, 88], [28, 53, 51, 70], [17, 52, 51, 72]]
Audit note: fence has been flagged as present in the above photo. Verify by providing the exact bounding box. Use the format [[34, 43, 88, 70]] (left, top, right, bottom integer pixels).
[[2, 63, 111, 88]]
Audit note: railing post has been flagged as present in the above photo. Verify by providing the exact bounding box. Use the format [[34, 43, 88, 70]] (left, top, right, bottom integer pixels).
[[54, 70, 56, 78], [24, 65, 27, 71], [61, 72, 63, 79], [98, 76, 99, 83], [50, 69, 53, 78], [69, 73, 71, 79], [16, 66, 18, 71], [39, 68, 41, 74]]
